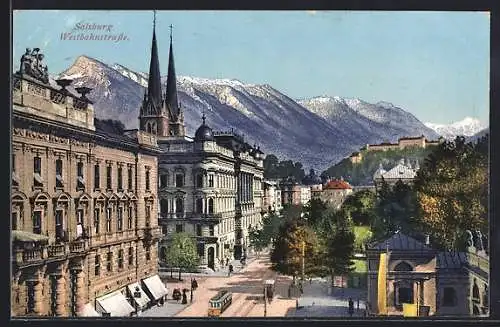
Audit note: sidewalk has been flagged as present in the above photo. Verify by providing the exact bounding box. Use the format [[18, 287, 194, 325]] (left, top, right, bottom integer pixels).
[[288, 278, 367, 317]]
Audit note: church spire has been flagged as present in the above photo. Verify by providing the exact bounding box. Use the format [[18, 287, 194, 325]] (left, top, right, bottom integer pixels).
[[165, 24, 179, 119], [144, 10, 162, 114]]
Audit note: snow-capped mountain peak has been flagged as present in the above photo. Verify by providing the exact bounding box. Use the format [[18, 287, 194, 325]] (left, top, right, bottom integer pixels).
[[424, 117, 487, 139]]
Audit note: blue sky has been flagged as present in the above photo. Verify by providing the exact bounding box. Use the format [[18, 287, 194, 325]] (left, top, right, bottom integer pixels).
[[13, 10, 489, 125]]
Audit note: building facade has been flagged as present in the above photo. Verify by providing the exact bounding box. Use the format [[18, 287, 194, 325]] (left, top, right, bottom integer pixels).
[[140, 23, 264, 270], [320, 179, 353, 209], [263, 180, 282, 213], [373, 159, 420, 190], [366, 232, 489, 317], [11, 51, 164, 317]]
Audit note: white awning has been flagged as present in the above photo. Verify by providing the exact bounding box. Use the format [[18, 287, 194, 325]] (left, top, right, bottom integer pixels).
[[127, 282, 150, 309], [142, 275, 168, 300], [96, 290, 135, 317], [78, 303, 100, 317]]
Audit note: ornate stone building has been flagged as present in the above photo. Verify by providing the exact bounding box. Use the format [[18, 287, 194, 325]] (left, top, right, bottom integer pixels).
[[11, 50, 164, 317], [320, 178, 353, 210], [366, 231, 489, 317], [139, 22, 265, 270]]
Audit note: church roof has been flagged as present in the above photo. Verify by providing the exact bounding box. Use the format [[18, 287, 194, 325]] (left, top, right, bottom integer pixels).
[[165, 26, 180, 120], [436, 251, 467, 269], [194, 115, 214, 142], [142, 14, 162, 116], [379, 160, 417, 180], [368, 231, 432, 252]]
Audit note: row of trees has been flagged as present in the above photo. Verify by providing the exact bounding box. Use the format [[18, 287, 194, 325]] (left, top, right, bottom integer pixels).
[[263, 154, 306, 181], [250, 200, 356, 283]]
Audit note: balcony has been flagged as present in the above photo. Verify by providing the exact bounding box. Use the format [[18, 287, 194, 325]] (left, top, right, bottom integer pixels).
[[47, 244, 67, 258], [21, 248, 44, 263], [69, 239, 88, 253]]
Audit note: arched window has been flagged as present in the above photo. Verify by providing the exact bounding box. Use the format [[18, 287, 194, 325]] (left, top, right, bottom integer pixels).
[[208, 198, 214, 214], [196, 174, 203, 188], [160, 199, 168, 216], [394, 261, 413, 272], [175, 198, 184, 217], [196, 198, 203, 214], [442, 287, 457, 306], [472, 281, 480, 300]]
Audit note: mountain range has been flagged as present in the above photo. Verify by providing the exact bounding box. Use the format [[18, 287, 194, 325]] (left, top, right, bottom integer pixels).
[[424, 117, 487, 140], [54, 55, 478, 171]]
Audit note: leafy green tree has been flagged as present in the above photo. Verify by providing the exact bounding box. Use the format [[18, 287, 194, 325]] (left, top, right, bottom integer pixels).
[[342, 190, 378, 226], [414, 135, 488, 250], [302, 198, 328, 228], [270, 217, 318, 282], [248, 212, 283, 251], [163, 232, 200, 280]]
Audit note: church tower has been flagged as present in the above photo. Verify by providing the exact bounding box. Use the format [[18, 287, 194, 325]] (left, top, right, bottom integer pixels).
[[139, 12, 170, 136], [164, 25, 185, 137]]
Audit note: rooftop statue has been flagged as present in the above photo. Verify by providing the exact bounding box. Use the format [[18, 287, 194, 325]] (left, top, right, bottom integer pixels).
[[18, 47, 49, 84]]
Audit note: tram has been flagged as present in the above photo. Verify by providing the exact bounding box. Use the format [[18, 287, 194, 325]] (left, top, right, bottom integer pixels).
[[207, 290, 233, 317]]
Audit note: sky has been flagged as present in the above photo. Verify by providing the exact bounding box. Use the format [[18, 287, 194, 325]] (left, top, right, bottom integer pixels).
[[13, 10, 490, 126]]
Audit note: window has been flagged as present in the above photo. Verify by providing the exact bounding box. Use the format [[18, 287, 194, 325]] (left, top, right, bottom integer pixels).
[[208, 175, 214, 187], [176, 224, 183, 233], [77, 162, 85, 189], [196, 198, 203, 214], [106, 252, 112, 272], [160, 174, 168, 188], [95, 255, 100, 276], [117, 167, 123, 190], [55, 159, 63, 188], [175, 198, 184, 217], [94, 208, 100, 234], [208, 198, 214, 214], [175, 174, 184, 188], [12, 211, 18, 230], [127, 207, 133, 229], [128, 247, 134, 266], [76, 209, 84, 237], [117, 207, 123, 231], [128, 167, 133, 190], [146, 246, 151, 261], [106, 207, 112, 233], [94, 164, 100, 189], [55, 210, 63, 240], [196, 224, 202, 236], [160, 199, 168, 216], [442, 287, 457, 307], [209, 225, 214, 236], [106, 166, 112, 190], [196, 174, 203, 188], [145, 206, 151, 227], [145, 170, 150, 191], [33, 156, 43, 187], [33, 211, 42, 234], [118, 249, 124, 269], [12, 154, 18, 186]]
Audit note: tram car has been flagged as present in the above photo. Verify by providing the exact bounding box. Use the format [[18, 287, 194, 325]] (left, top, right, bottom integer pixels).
[[207, 290, 233, 317]]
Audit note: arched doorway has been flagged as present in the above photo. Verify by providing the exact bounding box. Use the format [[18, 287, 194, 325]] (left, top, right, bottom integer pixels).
[[208, 247, 215, 270]]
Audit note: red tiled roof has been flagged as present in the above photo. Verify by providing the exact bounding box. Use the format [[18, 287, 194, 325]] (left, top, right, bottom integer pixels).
[[324, 179, 352, 190]]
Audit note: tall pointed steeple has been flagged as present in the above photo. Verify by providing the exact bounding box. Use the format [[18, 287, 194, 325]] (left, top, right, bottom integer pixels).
[[165, 24, 179, 119], [144, 11, 162, 115]]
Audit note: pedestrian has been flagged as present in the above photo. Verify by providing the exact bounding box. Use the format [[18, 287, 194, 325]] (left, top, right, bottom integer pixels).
[[348, 298, 354, 317], [192, 278, 198, 291], [357, 298, 360, 311], [181, 289, 188, 304], [226, 258, 229, 267], [228, 264, 233, 277]]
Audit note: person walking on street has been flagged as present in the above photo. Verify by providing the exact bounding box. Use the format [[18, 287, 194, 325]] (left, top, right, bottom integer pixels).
[[348, 298, 354, 317], [228, 264, 233, 277]]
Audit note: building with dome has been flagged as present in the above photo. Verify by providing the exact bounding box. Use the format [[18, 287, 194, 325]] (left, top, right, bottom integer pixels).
[[137, 19, 264, 269]]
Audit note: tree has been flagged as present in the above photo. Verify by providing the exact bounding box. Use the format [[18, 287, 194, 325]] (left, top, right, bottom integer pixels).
[[248, 212, 282, 252], [342, 190, 378, 226], [270, 217, 318, 282], [414, 135, 488, 251], [163, 233, 200, 280], [302, 198, 328, 228]]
